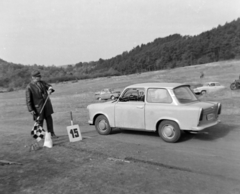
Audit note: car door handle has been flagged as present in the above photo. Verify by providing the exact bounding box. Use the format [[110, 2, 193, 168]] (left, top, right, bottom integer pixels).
[[136, 106, 144, 109]]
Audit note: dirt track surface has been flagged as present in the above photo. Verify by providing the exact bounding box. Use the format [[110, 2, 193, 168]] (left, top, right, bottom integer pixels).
[[1, 114, 240, 194]]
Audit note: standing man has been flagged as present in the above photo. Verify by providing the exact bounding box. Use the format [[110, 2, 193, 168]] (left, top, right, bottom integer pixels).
[[26, 70, 58, 138]]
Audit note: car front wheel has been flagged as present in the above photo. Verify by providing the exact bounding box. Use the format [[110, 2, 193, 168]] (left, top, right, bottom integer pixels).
[[158, 120, 181, 143], [95, 115, 112, 135]]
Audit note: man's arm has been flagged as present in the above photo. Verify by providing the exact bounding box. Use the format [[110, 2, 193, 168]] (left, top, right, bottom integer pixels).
[[41, 81, 55, 94], [26, 86, 34, 113]]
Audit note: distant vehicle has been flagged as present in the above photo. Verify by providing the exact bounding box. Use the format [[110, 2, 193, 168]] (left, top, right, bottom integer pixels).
[[193, 82, 225, 95], [230, 80, 240, 90], [87, 83, 221, 143], [189, 83, 203, 91], [95, 88, 121, 100]]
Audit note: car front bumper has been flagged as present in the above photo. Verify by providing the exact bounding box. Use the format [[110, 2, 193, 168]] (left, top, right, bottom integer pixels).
[[88, 119, 94, 125]]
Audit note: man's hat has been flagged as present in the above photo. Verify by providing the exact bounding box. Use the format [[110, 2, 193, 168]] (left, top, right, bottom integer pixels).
[[31, 70, 41, 77]]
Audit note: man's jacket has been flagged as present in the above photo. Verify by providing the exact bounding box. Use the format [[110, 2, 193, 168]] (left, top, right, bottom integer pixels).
[[26, 80, 54, 120]]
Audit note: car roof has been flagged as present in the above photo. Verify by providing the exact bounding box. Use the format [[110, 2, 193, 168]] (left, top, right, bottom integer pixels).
[[126, 83, 189, 89]]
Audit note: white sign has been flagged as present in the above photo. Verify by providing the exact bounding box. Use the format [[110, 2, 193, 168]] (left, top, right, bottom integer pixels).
[[66, 125, 82, 142]]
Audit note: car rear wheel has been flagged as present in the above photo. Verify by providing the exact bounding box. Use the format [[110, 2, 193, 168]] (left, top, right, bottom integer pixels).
[[110, 96, 115, 100], [95, 115, 112, 135], [201, 90, 206, 95], [158, 120, 181, 143]]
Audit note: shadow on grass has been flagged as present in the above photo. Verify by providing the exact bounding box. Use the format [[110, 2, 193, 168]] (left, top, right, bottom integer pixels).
[[52, 135, 69, 146], [111, 128, 160, 138], [111, 122, 237, 143], [53, 135, 93, 146], [113, 129, 193, 143]]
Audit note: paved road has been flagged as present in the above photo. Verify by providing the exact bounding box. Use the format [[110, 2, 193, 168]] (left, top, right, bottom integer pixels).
[[79, 117, 240, 193]]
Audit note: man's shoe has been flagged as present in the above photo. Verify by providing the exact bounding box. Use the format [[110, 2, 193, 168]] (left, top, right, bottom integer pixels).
[[51, 133, 59, 138]]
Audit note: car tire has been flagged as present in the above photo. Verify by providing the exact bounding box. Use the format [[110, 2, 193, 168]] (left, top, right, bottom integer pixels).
[[201, 90, 206, 95], [98, 97, 102, 101], [230, 83, 237, 90], [158, 120, 181, 143], [110, 96, 115, 100], [95, 115, 112, 135]]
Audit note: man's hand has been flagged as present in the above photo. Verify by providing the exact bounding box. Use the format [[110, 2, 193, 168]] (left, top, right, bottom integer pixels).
[[30, 111, 36, 115], [47, 87, 54, 95], [47, 90, 52, 95]]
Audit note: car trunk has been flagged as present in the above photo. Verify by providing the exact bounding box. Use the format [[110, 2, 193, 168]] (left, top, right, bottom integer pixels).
[[198, 103, 220, 126], [185, 101, 220, 126]]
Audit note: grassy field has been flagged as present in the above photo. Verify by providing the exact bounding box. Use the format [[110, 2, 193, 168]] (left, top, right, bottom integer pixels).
[[1, 59, 240, 194]]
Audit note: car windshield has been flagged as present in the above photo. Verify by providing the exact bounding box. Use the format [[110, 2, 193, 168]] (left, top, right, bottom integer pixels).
[[173, 86, 198, 103]]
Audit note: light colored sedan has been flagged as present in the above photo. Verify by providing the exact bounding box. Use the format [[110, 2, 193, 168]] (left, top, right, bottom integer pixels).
[[95, 88, 121, 100], [87, 83, 221, 143], [193, 82, 225, 95]]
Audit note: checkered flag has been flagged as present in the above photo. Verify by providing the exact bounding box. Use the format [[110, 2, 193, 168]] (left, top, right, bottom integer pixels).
[[31, 122, 45, 142]]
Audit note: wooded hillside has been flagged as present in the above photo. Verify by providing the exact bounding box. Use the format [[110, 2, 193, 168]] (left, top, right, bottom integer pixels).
[[1, 18, 240, 90]]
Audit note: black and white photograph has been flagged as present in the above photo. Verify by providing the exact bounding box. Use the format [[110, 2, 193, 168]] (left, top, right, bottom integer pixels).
[[0, 0, 240, 193]]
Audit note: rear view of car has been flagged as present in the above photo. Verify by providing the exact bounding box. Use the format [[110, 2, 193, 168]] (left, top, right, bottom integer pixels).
[[174, 85, 221, 132], [196, 103, 221, 130]]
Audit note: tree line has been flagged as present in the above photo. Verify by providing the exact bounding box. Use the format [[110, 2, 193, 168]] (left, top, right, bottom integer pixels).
[[1, 18, 240, 91]]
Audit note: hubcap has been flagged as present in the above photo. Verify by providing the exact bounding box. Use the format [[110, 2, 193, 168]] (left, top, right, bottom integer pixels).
[[99, 120, 107, 131], [162, 125, 175, 139]]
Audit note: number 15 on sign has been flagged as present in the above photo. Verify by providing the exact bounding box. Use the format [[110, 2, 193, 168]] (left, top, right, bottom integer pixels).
[[67, 125, 82, 142]]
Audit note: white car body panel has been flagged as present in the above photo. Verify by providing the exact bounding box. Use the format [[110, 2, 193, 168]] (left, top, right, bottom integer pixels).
[[115, 101, 145, 129]]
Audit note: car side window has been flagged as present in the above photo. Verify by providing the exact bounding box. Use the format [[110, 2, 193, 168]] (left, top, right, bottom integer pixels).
[[147, 88, 172, 103], [120, 88, 145, 102]]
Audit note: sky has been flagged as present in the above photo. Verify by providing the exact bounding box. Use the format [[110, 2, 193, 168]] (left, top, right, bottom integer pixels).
[[0, 0, 239, 66]]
